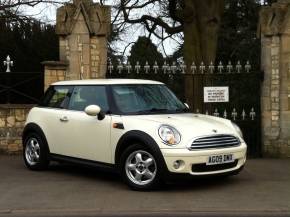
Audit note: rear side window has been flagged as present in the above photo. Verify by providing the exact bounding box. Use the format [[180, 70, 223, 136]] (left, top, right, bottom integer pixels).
[[68, 86, 109, 112], [40, 86, 72, 109]]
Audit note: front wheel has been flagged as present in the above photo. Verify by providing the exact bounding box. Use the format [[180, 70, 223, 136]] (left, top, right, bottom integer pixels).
[[120, 144, 162, 191], [23, 132, 49, 170]]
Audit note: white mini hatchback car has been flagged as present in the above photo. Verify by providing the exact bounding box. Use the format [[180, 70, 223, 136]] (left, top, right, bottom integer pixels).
[[23, 79, 247, 190]]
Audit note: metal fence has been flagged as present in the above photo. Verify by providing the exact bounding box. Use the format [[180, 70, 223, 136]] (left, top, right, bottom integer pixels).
[[106, 59, 263, 157], [0, 72, 44, 104], [0, 56, 44, 104]]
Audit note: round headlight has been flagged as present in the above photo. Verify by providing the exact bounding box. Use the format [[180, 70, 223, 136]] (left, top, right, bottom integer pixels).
[[231, 122, 243, 138], [158, 125, 181, 146]]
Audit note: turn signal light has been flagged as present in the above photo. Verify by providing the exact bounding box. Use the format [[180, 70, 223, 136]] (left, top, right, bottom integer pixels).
[[113, 123, 124, 129]]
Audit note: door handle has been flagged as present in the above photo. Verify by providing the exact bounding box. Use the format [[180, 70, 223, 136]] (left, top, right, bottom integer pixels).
[[59, 116, 69, 122]]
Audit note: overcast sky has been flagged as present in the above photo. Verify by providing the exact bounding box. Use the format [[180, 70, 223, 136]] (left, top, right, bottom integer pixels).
[[22, 0, 178, 57]]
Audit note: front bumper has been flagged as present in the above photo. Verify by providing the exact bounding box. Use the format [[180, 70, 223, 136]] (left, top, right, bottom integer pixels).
[[161, 143, 247, 175]]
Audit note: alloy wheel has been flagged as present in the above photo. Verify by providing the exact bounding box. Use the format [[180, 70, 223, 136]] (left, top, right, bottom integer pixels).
[[125, 150, 157, 186], [25, 138, 41, 166]]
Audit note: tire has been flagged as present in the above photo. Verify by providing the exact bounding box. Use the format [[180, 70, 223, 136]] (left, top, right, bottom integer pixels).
[[120, 143, 163, 191], [23, 132, 49, 170]]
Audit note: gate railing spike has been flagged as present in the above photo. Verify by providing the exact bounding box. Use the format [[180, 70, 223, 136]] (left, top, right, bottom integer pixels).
[[4, 55, 13, 72], [208, 61, 215, 74], [217, 61, 223, 73], [236, 60, 242, 73], [180, 61, 186, 74], [126, 61, 132, 74], [153, 61, 159, 74], [108, 59, 113, 74], [245, 60, 251, 73], [227, 61, 233, 73], [117, 60, 123, 74], [135, 61, 141, 74], [223, 109, 227, 119], [191, 62, 197, 74], [231, 108, 238, 121], [171, 61, 177, 74], [144, 61, 150, 74], [167, 63, 170, 75], [242, 109, 246, 120], [162, 61, 167, 74], [199, 61, 205, 74], [213, 108, 219, 117], [250, 107, 256, 120]]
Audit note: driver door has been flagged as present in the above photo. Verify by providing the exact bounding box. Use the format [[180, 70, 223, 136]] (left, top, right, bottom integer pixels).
[[59, 85, 112, 163]]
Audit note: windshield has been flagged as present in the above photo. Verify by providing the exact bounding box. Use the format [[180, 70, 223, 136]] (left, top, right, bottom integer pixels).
[[111, 84, 188, 115]]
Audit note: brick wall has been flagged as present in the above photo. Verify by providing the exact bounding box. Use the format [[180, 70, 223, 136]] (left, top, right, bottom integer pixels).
[[0, 105, 33, 154]]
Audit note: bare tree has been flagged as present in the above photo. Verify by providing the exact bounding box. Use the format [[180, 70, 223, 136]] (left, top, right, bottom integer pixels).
[[114, 0, 225, 107], [0, 0, 62, 22]]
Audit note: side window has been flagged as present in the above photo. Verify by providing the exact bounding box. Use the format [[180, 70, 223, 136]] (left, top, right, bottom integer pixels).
[[40, 86, 72, 109], [68, 86, 109, 112]]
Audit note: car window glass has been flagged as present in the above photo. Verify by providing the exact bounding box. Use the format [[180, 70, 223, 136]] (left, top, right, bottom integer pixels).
[[68, 86, 109, 112], [111, 84, 186, 113], [46, 86, 71, 109]]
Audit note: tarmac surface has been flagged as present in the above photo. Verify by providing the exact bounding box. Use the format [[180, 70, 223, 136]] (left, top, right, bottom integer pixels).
[[0, 155, 289, 217]]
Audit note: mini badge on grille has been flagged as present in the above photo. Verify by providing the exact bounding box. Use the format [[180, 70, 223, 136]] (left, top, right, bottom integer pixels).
[[212, 129, 218, 133]]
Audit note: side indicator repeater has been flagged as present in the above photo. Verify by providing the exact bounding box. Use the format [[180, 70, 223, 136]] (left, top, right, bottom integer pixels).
[[113, 123, 124, 129]]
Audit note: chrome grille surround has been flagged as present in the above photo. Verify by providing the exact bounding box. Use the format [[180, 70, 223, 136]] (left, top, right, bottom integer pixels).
[[188, 134, 241, 150]]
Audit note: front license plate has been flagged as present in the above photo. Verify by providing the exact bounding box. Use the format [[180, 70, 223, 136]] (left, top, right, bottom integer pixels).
[[207, 154, 234, 165]]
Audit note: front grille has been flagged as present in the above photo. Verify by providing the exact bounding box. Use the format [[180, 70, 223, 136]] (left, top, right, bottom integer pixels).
[[190, 134, 240, 150], [192, 160, 238, 173]]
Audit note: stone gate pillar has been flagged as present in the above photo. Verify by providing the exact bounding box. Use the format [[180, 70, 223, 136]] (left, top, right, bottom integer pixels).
[[259, 0, 290, 157], [43, 0, 110, 88]]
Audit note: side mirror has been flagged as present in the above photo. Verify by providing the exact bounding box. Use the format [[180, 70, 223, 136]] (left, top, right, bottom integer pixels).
[[184, 103, 189, 109], [84, 105, 105, 120]]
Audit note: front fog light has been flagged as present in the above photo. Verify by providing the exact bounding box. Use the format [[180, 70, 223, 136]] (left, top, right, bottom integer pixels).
[[173, 160, 184, 170]]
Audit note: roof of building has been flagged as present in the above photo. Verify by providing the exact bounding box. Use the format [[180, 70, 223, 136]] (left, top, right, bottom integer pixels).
[[52, 79, 164, 86]]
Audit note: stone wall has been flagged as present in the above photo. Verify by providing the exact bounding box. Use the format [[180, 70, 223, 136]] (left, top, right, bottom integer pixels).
[[0, 105, 32, 154], [55, 0, 110, 82], [90, 36, 107, 79], [259, 0, 290, 157], [42, 61, 68, 90], [43, 0, 110, 89]]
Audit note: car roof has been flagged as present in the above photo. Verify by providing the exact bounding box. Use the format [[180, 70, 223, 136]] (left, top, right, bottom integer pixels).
[[52, 79, 164, 86]]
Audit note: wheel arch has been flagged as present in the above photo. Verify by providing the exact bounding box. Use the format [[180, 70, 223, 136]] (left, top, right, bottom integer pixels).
[[22, 123, 50, 152], [114, 130, 165, 167]]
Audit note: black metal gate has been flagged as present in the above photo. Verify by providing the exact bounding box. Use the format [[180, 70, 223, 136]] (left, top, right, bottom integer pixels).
[[189, 69, 263, 158], [106, 60, 262, 157], [0, 72, 44, 104]]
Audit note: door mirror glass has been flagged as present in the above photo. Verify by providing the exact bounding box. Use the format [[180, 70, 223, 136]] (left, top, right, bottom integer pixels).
[[184, 103, 189, 109], [85, 105, 101, 116]]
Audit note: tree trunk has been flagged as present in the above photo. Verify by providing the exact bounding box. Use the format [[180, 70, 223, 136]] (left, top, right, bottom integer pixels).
[[183, 0, 224, 110]]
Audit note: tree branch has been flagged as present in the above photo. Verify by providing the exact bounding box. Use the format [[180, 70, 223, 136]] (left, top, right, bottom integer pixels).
[[123, 0, 158, 9], [120, 0, 183, 37], [168, 0, 184, 23], [0, 0, 62, 10]]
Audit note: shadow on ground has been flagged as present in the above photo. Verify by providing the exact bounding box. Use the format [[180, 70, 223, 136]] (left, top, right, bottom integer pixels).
[[47, 161, 242, 192]]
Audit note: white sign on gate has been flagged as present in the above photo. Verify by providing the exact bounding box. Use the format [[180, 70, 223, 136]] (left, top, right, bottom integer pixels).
[[204, 86, 229, 103]]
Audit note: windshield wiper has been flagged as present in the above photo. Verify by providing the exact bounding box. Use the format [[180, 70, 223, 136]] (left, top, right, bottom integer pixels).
[[136, 108, 169, 114], [175, 107, 190, 113]]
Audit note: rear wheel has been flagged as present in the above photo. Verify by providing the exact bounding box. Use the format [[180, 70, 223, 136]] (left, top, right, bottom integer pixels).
[[120, 144, 162, 190], [23, 132, 49, 170]]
